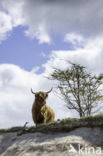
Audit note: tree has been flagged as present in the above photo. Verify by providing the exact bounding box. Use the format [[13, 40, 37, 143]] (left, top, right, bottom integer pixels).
[[50, 62, 103, 117]]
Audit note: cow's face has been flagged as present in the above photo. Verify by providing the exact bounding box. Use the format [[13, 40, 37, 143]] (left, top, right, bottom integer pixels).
[[31, 88, 52, 106], [35, 91, 48, 103]]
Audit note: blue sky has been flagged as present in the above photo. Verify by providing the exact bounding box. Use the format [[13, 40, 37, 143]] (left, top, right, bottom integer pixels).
[[0, 26, 73, 73], [0, 0, 103, 128]]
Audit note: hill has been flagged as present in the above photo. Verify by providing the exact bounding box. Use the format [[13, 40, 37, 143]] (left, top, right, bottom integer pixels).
[[0, 114, 103, 156]]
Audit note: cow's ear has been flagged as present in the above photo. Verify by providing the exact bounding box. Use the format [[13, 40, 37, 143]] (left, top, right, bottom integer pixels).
[[45, 93, 48, 98]]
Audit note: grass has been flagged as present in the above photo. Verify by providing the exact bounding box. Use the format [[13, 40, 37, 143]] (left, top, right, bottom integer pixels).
[[0, 114, 103, 135]]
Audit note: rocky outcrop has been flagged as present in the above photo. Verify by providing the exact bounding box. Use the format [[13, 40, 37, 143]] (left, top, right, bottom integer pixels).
[[0, 115, 103, 156], [0, 127, 103, 156]]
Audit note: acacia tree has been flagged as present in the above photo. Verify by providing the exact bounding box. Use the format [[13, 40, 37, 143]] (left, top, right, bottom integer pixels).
[[50, 63, 103, 117]]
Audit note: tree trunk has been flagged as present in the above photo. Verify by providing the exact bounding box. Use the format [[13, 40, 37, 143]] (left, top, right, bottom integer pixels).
[[79, 111, 83, 117]]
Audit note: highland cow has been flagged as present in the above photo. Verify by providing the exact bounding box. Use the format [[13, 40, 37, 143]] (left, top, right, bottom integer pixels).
[[31, 88, 55, 126]]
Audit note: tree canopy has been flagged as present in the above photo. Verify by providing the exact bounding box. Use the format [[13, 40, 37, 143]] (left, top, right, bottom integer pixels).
[[50, 62, 103, 117]]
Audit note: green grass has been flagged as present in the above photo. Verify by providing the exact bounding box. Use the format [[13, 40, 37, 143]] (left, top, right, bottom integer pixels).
[[0, 114, 103, 135]]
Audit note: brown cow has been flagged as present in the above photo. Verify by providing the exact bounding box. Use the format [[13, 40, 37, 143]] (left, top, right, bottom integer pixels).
[[31, 88, 55, 126]]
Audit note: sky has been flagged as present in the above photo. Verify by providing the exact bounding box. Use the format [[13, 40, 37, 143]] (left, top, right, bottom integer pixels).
[[0, 0, 103, 128]]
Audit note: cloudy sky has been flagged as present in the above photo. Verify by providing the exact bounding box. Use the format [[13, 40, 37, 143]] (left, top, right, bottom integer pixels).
[[0, 0, 103, 128]]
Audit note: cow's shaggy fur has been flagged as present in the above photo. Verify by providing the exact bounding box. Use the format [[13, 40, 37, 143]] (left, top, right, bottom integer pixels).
[[31, 89, 55, 125]]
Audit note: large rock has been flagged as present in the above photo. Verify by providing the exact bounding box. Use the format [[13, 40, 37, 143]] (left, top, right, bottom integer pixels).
[[0, 127, 103, 156]]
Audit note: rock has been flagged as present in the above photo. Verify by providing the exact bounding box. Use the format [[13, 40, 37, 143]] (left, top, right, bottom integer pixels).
[[0, 127, 103, 156]]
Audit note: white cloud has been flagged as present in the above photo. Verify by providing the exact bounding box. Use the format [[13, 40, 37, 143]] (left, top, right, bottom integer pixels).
[[0, 11, 12, 41], [1, 0, 24, 26], [0, 0, 24, 42], [31, 66, 40, 73], [22, 0, 103, 40], [64, 33, 84, 47], [1, 0, 103, 43], [25, 25, 51, 44], [36, 26, 51, 44]]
